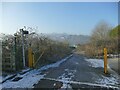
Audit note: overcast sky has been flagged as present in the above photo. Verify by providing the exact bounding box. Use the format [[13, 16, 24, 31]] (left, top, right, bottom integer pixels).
[[0, 2, 118, 35]]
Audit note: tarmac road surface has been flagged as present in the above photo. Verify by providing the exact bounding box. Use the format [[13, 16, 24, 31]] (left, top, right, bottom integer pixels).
[[33, 53, 120, 90]]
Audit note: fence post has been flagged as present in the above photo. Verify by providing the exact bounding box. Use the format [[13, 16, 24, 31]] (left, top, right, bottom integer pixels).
[[28, 47, 33, 68], [104, 48, 108, 74], [32, 53, 35, 68]]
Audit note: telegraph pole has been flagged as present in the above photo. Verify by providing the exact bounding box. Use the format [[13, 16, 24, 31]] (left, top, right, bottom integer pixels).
[[20, 29, 26, 68], [20, 28, 29, 68]]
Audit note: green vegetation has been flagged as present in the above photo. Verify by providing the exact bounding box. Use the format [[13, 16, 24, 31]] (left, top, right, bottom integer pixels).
[[109, 25, 120, 38]]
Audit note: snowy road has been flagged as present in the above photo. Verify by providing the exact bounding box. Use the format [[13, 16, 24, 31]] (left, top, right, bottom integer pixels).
[[33, 54, 120, 90], [1, 53, 120, 90]]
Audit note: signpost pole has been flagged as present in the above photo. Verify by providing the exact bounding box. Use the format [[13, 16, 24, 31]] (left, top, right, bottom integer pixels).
[[21, 29, 26, 68], [20, 28, 29, 68]]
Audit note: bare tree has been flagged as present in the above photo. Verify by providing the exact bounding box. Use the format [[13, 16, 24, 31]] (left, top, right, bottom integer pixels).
[[85, 21, 113, 58], [91, 21, 112, 43]]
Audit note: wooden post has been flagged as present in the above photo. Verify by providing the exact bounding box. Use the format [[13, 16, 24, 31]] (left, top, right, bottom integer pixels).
[[28, 48, 33, 68], [104, 48, 108, 74], [32, 53, 35, 68]]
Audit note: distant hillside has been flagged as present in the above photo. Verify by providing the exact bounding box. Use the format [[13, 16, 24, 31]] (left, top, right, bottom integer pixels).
[[45, 33, 90, 45]]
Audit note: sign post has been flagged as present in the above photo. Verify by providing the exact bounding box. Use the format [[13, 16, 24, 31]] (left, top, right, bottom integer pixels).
[[104, 48, 108, 74], [20, 28, 29, 68]]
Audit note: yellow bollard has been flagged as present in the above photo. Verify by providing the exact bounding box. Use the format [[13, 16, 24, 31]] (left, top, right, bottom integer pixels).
[[28, 48, 33, 68], [104, 48, 108, 74], [32, 53, 35, 68]]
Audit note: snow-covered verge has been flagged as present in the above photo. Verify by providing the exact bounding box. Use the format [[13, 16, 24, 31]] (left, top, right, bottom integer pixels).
[[85, 58, 104, 68], [0, 68, 31, 84], [85, 58, 120, 88], [2, 72, 45, 88], [38, 54, 73, 71], [1, 74, 17, 83], [1, 54, 73, 88]]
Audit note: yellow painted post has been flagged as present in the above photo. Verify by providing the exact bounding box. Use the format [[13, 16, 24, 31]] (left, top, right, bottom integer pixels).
[[32, 53, 35, 68], [104, 48, 108, 74], [28, 48, 33, 68]]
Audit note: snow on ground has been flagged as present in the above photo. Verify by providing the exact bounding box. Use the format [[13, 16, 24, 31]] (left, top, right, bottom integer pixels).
[[58, 69, 76, 89], [85, 58, 120, 88], [0, 76, 2, 83], [0, 85, 1, 90], [0, 76, 2, 90], [96, 74, 119, 87], [0, 68, 31, 84], [1, 54, 73, 88], [21, 68, 30, 72], [85, 58, 104, 68], [2, 72, 45, 88], [38, 54, 73, 71], [1, 74, 16, 83], [2, 67, 46, 88]]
